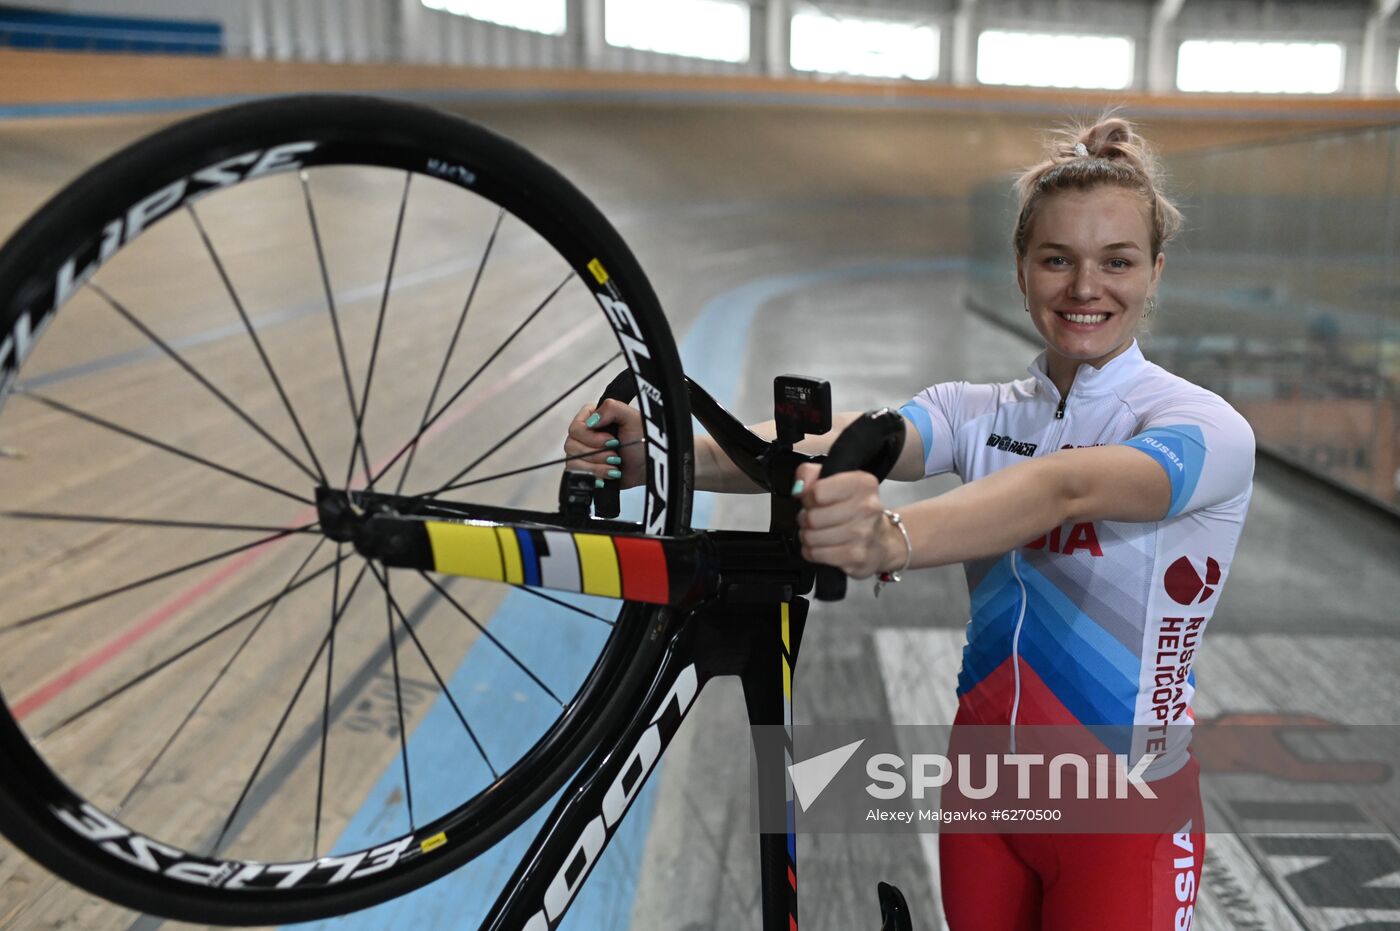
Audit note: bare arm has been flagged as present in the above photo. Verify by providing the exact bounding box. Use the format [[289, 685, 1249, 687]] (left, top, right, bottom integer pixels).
[[568, 402, 927, 493], [793, 444, 1172, 576]]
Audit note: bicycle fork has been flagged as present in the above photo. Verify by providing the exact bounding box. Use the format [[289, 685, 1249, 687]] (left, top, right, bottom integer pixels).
[[742, 598, 805, 931]]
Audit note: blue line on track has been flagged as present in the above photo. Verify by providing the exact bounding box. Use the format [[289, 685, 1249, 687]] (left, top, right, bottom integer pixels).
[[285, 257, 961, 931]]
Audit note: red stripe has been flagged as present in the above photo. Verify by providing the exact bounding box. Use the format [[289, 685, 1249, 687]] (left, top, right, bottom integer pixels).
[[787, 865, 796, 890], [11, 327, 589, 720], [614, 536, 668, 604], [12, 541, 281, 721], [789, 916, 798, 931]]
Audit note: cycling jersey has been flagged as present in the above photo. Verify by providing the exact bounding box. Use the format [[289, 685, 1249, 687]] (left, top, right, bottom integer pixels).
[[899, 341, 1254, 779]]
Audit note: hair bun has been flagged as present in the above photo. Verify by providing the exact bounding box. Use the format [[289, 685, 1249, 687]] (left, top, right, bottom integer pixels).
[[1064, 116, 1140, 165], [1013, 111, 1182, 259]]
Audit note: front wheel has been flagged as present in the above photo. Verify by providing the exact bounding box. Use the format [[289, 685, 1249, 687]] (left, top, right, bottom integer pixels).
[[0, 94, 691, 924]]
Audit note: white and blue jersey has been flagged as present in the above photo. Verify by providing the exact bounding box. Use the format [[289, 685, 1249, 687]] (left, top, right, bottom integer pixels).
[[899, 341, 1254, 776]]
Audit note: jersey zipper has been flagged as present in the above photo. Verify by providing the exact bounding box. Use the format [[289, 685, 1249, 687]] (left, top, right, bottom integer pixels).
[[1008, 383, 1072, 747], [1007, 550, 1029, 753]]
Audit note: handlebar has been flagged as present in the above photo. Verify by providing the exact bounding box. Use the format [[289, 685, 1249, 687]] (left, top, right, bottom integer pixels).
[[587, 371, 905, 602], [877, 881, 914, 931], [813, 408, 906, 600]]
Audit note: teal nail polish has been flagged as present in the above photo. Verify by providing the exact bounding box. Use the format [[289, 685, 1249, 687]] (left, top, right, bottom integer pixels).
[[606, 455, 622, 465], [790, 479, 805, 496], [585, 413, 601, 428], [604, 438, 620, 449], [607, 468, 622, 480], [595, 478, 605, 489]]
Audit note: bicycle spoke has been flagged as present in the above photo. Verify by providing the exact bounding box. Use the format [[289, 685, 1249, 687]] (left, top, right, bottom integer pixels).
[[390, 207, 505, 496], [1, 511, 319, 534], [382, 571, 416, 831], [417, 572, 564, 706], [212, 561, 369, 857], [367, 269, 576, 491], [435, 440, 644, 496], [346, 172, 412, 488], [313, 545, 344, 856], [187, 203, 329, 486], [301, 171, 371, 484], [89, 282, 321, 485], [15, 388, 312, 507], [1, 523, 316, 633], [512, 585, 616, 629], [45, 542, 339, 744], [117, 539, 329, 814], [367, 563, 499, 780], [426, 351, 622, 501]]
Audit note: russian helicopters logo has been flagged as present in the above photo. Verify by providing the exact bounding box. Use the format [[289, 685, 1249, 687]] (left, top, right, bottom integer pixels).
[[1164, 556, 1220, 605]]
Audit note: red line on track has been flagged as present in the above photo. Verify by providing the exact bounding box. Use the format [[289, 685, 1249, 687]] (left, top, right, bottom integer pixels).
[[11, 541, 283, 721], [13, 325, 592, 721]]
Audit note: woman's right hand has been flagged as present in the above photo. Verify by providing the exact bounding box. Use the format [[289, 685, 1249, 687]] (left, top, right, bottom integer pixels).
[[564, 399, 647, 489]]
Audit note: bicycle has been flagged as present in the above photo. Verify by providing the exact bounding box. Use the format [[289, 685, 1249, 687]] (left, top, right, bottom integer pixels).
[[0, 95, 914, 930]]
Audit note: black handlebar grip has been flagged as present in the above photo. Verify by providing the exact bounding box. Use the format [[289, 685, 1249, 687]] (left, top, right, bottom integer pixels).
[[877, 881, 913, 931], [589, 369, 637, 519], [812, 408, 907, 602]]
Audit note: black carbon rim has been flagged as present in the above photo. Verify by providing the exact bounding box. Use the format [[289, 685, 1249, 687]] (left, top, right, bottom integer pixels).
[[0, 94, 691, 924]]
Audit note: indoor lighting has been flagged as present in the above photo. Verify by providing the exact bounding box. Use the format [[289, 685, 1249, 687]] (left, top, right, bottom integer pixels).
[[1177, 39, 1343, 94], [420, 0, 567, 36], [605, 0, 751, 63], [977, 30, 1133, 90], [790, 8, 938, 80]]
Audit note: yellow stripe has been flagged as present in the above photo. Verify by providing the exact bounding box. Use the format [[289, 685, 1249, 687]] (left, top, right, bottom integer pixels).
[[425, 522, 504, 582], [495, 527, 524, 585], [587, 258, 609, 284], [781, 602, 791, 699], [574, 533, 621, 598], [420, 832, 447, 853]]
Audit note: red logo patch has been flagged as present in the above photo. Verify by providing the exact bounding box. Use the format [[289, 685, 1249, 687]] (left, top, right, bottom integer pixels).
[[1165, 556, 1221, 605]]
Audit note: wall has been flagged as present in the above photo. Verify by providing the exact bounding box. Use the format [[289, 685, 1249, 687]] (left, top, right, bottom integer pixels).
[[5, 0, 1400, 94], [8, 45, 1400, 134]]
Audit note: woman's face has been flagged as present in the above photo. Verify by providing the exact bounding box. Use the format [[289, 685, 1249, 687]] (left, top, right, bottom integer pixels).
[[1017, 186, 1164, 372]]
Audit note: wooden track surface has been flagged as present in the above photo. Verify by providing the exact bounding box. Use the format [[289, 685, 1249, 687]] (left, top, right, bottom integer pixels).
[[0, 94, 1397, 931]]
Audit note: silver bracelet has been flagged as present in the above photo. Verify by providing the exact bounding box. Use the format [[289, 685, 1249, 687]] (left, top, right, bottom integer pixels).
[[874, 508, 913, 598]]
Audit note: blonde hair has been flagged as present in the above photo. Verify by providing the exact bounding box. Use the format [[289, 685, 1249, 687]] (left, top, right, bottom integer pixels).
[[1012, 115, 1182, 261]]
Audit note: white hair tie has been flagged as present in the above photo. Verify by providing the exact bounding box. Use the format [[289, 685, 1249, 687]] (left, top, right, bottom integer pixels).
[[1073, 142, 1089, 158]]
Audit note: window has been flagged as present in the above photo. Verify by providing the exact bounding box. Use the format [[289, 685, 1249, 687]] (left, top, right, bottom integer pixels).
[[976, 30, 1133, 90], [420, 0, 567, 36], [1176, 40, 1342, 94], [605, 0, 750, 62], [790, 8, 938, 80]]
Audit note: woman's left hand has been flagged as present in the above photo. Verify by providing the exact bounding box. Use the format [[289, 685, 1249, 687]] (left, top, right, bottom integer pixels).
[[791, 462, 898, 580]]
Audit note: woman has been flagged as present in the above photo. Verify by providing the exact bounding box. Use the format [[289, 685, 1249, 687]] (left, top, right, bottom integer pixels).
[[565, 117, 1253, 930]]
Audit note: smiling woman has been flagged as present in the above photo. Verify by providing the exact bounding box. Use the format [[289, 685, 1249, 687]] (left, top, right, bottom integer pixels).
[[569, 114, 1256, 930], [1012, 118, 1182, 397]]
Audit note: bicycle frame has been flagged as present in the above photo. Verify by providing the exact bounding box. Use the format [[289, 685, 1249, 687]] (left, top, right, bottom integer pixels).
[[480, 577, 806, 930], [340, 376, 912, 931]]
